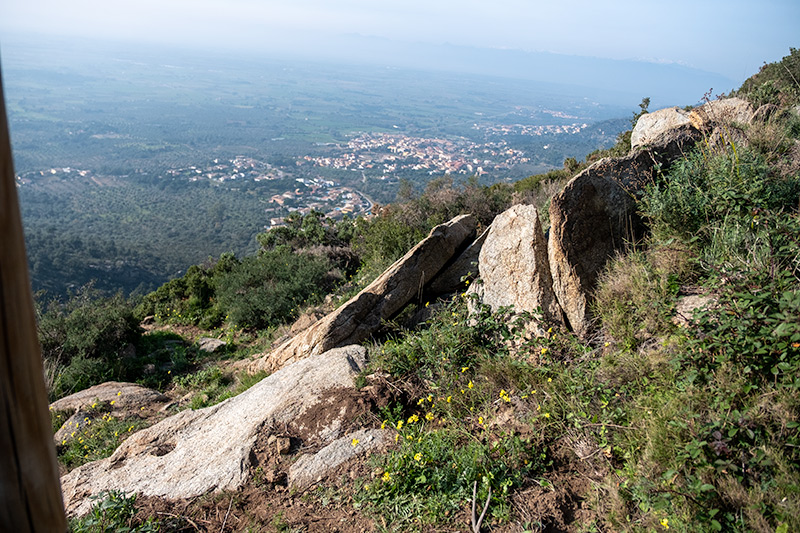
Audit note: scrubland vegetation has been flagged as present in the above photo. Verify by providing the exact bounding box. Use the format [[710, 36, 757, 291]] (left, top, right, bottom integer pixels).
[[56, 49, 800, 531]]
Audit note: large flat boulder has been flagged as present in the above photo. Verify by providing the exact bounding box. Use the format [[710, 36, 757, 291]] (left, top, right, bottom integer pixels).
[[251, 214, 477, 372], [468, 205, 563, 328], [548, 170, 644, 337], [61, 345, 368, 517], [50, 382, 169, 413]]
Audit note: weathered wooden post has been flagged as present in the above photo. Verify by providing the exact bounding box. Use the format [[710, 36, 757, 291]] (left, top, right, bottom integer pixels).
[[0, 63, 67, 530]]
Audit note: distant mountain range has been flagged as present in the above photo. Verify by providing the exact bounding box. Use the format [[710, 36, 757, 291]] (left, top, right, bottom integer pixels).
[[273, 34, 738, 109]]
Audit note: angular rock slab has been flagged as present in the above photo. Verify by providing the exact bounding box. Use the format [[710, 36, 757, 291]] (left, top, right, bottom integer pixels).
[[548, 171, 644, 338], [252, 214, 477, 373], [426, 227, 488, 296], [288, 428, 393, 490], [469, 205, 563, 327], [61, 345, 367, 517]]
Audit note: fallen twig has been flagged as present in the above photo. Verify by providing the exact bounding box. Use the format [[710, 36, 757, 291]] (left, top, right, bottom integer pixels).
[[220, 498, 233, 532], [471, 481, 492, 533]]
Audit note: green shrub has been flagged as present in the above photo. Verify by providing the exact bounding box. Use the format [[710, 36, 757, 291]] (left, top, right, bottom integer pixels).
[[215, 248, 330, 330], [642, 146, 800, 247], [38, 286, 141, 400], [737, 48, 800, 107], [70, 491, 158, 533], [134, 253, 238, 328]]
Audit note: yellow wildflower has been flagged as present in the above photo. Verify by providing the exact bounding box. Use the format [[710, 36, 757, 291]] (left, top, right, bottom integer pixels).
[[382, 471, 391, 482], [351, 438, 360, 447], [381, 420, 388, 430], [468, 381, 474, 389], [660, 518, 669, 529], [461, 367, 469, 373], [425, 412, 434, 421], [396, 420, 404, 430], [407, 414, 419, 424], [414, 452, 422, 462], [446, 396, 452, 403], [541, 347, 549, 355], [116, 391, 122, 396]]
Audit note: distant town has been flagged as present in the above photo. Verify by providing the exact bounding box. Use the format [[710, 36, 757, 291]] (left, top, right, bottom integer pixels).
[[16, 121, 594, 229]]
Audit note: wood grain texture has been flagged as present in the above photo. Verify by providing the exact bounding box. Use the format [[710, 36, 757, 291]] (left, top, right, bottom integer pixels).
[[0, 65, 67, 532]]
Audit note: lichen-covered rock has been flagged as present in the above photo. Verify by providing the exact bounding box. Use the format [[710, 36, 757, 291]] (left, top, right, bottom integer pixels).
[[251, 214, 477, 373], [469, 205, 563, 328], [61, 345, 367, 517], [548, 171, 644, 337]]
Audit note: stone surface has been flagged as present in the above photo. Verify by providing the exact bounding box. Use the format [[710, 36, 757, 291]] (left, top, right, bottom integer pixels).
[[251, 214, 477, 373], [690, 97, 755, 129], [288, 429, 393, 490], [469, 205, 563, 327], [426, 227, 488, 295], [631, 107, 695, 150], [673, 294, 717, 327], [49, 382, 169, 414], [548, 170, 644, 338], [197, 337, 227, 353], [53, 410, 93, 447], [61, 345, 368, 517]]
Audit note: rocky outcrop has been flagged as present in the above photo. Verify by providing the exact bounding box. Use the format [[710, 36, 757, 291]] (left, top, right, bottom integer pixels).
[[631, 106, 695, 150], [426, 227, 488, 295], [467, 205, 563, 329], [50, 382, 169, 414], [250, 214, 477, 373], [61, 345, 368, 517], [197, 337, 227, 353], [690, 97, 755, 129], [548, 170, 644, 337], [288, 428, 392, 490]]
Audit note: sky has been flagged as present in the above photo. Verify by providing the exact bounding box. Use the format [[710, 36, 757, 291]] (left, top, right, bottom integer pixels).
[[1, 0, 798, 84]]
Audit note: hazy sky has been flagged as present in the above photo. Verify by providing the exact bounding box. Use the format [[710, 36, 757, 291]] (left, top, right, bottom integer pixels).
[[2, 0, 798, 83]]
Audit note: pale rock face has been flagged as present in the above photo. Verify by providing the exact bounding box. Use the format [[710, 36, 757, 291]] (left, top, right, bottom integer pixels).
[[50, 381, 169, 414], [288, 428, 393, 490], [631, 107, 695, 150], [197, 337, 227, 353], [548, 171, 643, 338], [250, 214, 477, 373], [690, 97, 755, 129], [61, 345, 367, 517], [470, 205, 563, 328]]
